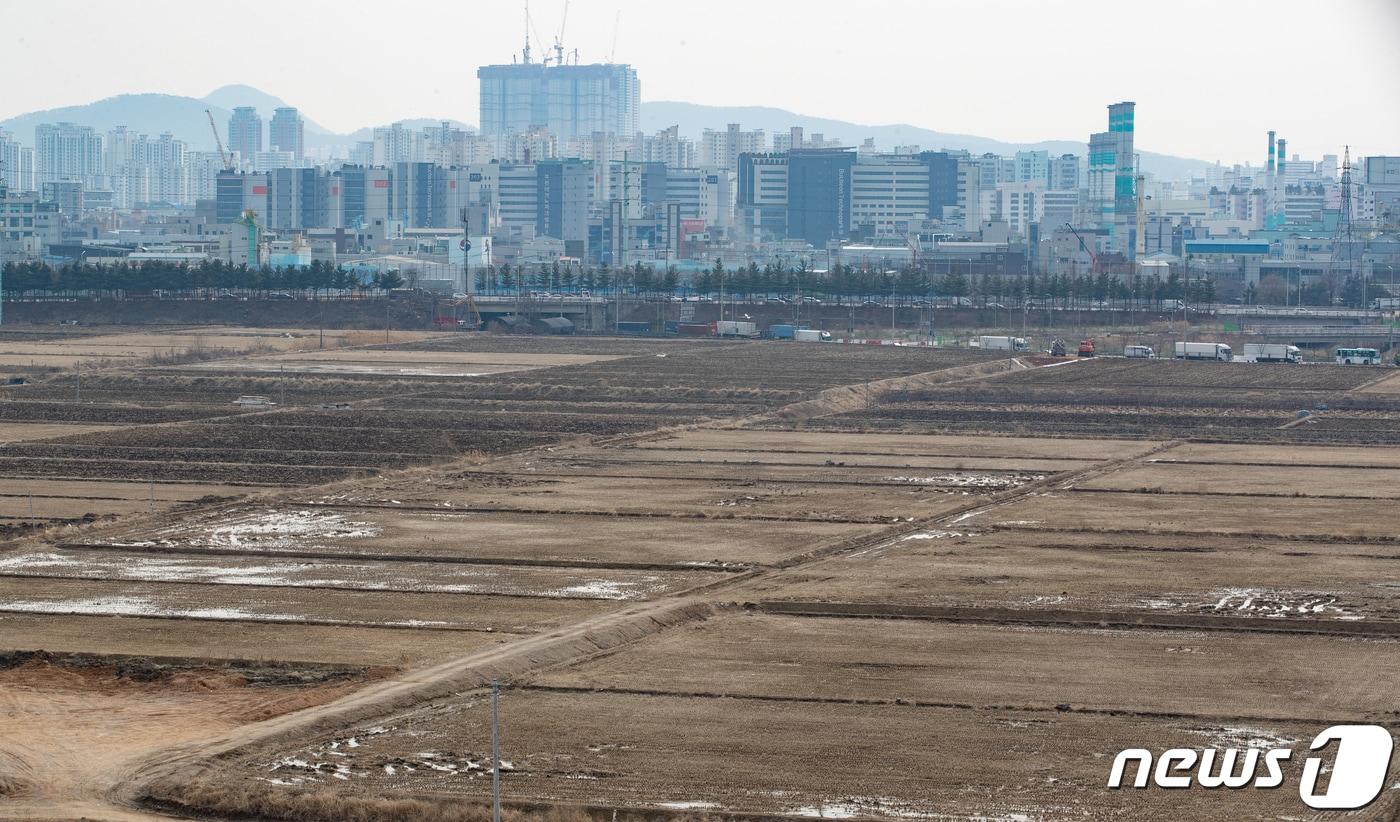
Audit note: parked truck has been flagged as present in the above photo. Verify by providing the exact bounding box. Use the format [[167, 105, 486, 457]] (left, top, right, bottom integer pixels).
[[1370, 298, 1400, 310], [1124, 345, 1156, 359], [794, 329, 833, 342], [1175, 342, 1233, 361], [1240, 343, 1302, 363], [677, 322, 715, 337], [1077, 339, 1097, 358], [978, 335, 1029, 352], [767, 324, 797, 340], [716, 320, 760, 338]]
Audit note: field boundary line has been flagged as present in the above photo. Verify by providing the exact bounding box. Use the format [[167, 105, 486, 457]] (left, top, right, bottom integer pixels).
[[752, 601, 1400, 639]]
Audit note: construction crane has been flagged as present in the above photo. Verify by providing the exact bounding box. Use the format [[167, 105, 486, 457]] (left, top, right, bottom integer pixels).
[[1063, 223, 1103, 276], [607, 11, 622, 63], [552, 0, 570, 66], [206, 110, 233, 172]]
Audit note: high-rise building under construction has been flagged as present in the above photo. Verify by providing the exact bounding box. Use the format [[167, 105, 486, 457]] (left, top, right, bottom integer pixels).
[[1087, 101, 1136, 255], [478, 47, 639, 151]]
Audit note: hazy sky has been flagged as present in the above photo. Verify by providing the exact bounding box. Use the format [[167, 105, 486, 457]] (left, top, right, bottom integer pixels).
[[3, 0, 1397, 164]]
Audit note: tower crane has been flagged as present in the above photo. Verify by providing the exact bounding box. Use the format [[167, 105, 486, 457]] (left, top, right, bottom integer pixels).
[[553, 0, 570, 66], [607, 11, 622, 62], [206, 110, 234, 172]]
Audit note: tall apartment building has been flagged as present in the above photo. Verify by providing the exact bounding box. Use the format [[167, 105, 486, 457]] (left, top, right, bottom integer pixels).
[[1014, 151, 1050, 185], [0, 131, 36, 192], [269, 107, 305, 164], [977, 153, 1014, 190], [106, 128, 189, 208], [1050, 154, 1080, 191], [35, 122, 105, 189], [373, 123, 424, 166], [643, 126, 696, 170], [1087, 101, 1136, 254], [478, 59, 639, 149], [702, 125, 766, 172], [227, 107, 263, 168]]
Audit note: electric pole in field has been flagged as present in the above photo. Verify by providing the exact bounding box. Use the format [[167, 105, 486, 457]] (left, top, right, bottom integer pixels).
[[491, 680, 502, 822]]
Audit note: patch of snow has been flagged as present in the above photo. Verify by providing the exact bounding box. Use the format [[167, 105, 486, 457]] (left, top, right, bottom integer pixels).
[[1193, 726, 1298, 750], [901, 531, 971, 541], [182, 508, 382, 551]]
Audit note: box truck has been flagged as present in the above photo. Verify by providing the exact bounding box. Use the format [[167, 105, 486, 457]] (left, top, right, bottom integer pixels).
[[1240, 343, 1302, 363], [767, 324, 797, 340], [1124, 345, 1156, 359], [794, 329, 833, 342], [977, 336, 1028, 352], [1175, 342, 1233, 361], [715, 320, 760, 338]]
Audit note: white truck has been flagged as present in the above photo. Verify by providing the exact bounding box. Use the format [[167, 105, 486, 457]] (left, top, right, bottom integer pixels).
[[1239, 343, 1302, 363], [1175, 342, 1233, 361], [977, 335, 1029, 352], [715, 320, 760, 338], [794, 329, 833, 343], [1124, 345, 1156, 359], [1370, 298, 1400, 310]]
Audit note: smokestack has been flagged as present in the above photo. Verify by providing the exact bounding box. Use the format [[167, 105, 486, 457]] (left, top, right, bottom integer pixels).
[[1267, 131, 1276, 175], [1277, 138, 1287, 181]]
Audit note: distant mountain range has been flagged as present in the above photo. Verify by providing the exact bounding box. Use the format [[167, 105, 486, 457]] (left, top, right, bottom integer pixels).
[[644, 101, 1213, 180], [0, 86, 1214, 179]]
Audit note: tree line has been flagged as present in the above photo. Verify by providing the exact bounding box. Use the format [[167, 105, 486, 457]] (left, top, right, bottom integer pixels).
[[0, 259, 403, 295], [1, 257, 1388, 309]]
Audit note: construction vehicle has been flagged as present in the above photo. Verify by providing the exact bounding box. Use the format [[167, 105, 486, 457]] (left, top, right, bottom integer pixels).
[[1077, 339, 1097, 358], [1050, 339, 1068, 357], [450, 292, 482, 330]]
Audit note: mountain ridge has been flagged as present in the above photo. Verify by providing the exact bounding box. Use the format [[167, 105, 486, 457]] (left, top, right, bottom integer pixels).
[[0, 87, 1215, 178]]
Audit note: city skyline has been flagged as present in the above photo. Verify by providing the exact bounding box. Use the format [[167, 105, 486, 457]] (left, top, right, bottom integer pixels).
[[2, 0, 1397, 165]]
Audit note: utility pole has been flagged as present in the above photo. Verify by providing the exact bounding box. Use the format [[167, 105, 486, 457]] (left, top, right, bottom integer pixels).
[[461, 206, 474, 297], [616, 153, 628, 333], [491, 680, 502, 822], [0, 158, 5, 328]]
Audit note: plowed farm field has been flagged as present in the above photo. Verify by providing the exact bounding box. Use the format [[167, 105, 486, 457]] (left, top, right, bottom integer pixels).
[[1, 330, 1397, 821]]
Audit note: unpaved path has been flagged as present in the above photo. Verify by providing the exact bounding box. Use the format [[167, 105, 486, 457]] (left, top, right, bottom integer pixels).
[[0, 664, 362, 821]]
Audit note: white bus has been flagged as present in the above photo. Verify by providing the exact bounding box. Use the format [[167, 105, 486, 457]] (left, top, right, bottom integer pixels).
[[1336, 348, 1381, 365]]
